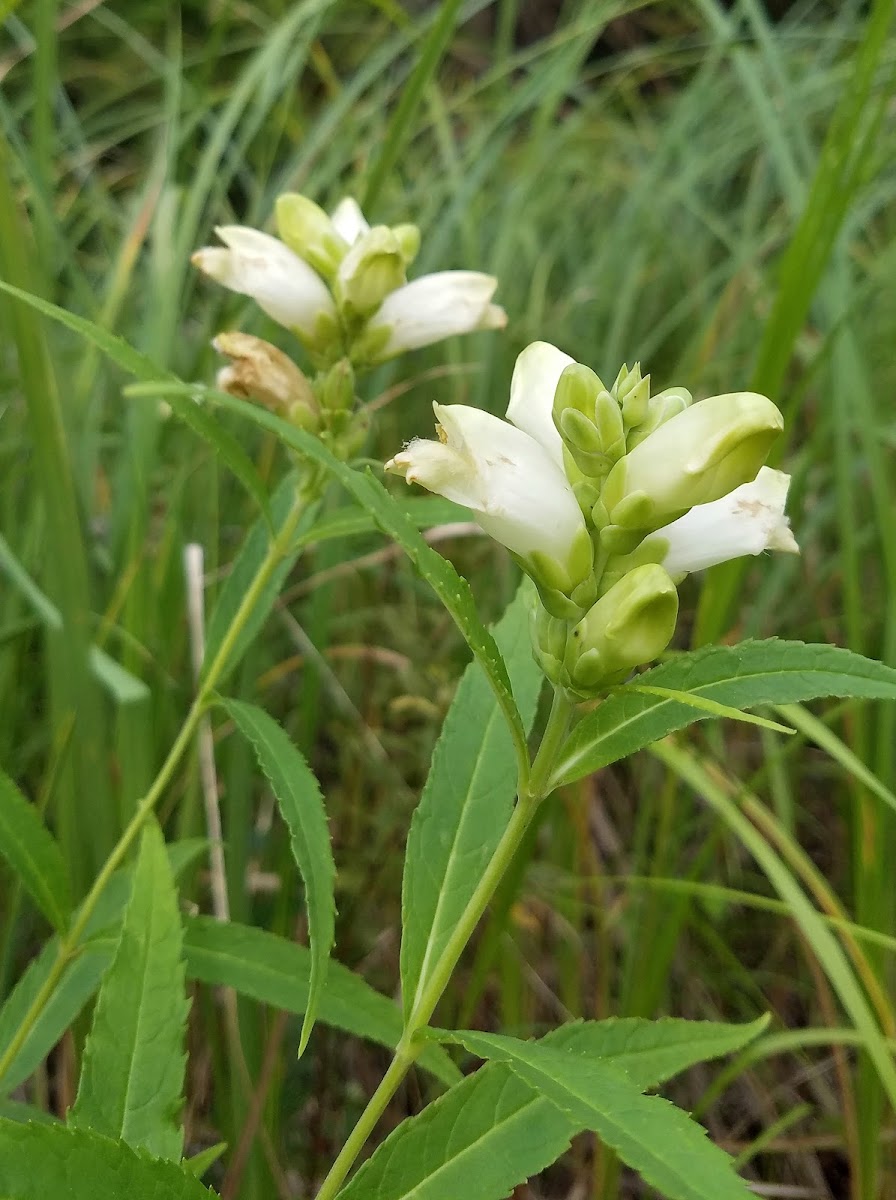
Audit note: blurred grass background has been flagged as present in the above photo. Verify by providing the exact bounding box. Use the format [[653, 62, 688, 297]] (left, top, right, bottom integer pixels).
[[0, 0, 895, 1196]]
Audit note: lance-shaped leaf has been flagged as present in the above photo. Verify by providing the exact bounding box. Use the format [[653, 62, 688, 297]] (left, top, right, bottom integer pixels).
[[69, 820, 189, 1160], [554, 640, 896, 787], [219, 700, 335, 1054], [0, 769, 70, 933], [432, 1029, 755, 1200], [401, 583, 543, 1022], [182, 917, 459, 1087], [343, 1017, 765, 1200], [0, 1119, 216, 1200]]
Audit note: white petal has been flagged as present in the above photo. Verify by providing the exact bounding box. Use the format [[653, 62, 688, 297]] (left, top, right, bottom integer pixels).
[[367, 272, 504, 357], [193, 226, 335, 336], [330, 198, 370, 245], [386, 403, 585, 563], [506, 341, 574, 467], [654, 467, 799, 575]]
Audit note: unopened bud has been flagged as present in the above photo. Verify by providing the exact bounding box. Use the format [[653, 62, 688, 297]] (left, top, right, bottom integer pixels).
[[601, 391, 784, 532], [563, 564, 679, 694], [318, 358, 356, 413], [336, 226, 406, 318], [626, 386, 691, 450], [276, 193, 347, 280], [391, 223, 421, 265], [213, 332, 319, 430]]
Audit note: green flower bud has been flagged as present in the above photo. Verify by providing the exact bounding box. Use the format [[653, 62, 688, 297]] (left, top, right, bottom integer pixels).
[[602, 391, 784, 532], [553, 366, 624, 477], [530, 605, 568, 686], [563, 563, 679, 694], [213, 332, 320, 431], [275, 193, 348, 281], [317, 358, 356, 413], [336, 226, 407, 318], [626, 386, 691, 450], [391, 223, 421, 265], [620, 372, 650, 427]]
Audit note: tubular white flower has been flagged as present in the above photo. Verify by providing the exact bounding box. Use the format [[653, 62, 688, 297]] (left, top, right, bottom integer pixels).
[[363, 272, 507, 360], [654, 467, 799, 576], [385, 403, 587, 574], [330, 198, 370, 246], [506, 341, 574, 467], [192, 226, 336, 341]]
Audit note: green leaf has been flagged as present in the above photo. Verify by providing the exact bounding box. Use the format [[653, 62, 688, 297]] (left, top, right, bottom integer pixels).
[[219, 700, 335, 1054], [181, 916, 459, 1088], [343, 1019, 763, 1200], [128, 381, 529, 775], [69, 821, 189, 1160], [435, 1030, 754, 1200], [0, 1098, 58, 1125], [203, 472, 319, 682], [0, 769, 71, 932], [401, 583, 542, 1022], [0, 281, 269, 522], [0, 842, 206, 1097], [0, 1119, 216, 1200], [554, 640, 896, 787], [300, 496, 468, 546], [183, 1143, 227, 1179], [0, 941, 112, 1095]]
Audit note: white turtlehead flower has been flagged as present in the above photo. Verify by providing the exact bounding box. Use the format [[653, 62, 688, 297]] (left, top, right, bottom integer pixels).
[[362, 272, 507, 361], [386, 403, 588, 586], [506, 341, 574, 467], [654, 467, 799, 576], [329, 197, 370, 246], [192, 226, 336, 345]]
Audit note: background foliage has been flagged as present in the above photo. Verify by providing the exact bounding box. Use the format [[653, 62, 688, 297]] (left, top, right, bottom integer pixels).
[[0, 0, 894, 1197]]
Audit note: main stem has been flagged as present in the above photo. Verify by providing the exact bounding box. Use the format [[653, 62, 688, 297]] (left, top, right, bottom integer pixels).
[[314, 688, 575, 1200], [0, 478, 318, 1088]]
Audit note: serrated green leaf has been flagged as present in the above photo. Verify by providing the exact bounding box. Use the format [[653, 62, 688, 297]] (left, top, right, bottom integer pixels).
[[0, 1098, 58, 1125], [219, 700, 335, 1054], [181, 917, 459, 1088], [401, 583, 542, 1022], [128, 381, 529, 774], [343, 1018, 762, 1200], [0, 842, 206, 1097], [69, 821, 189, 1160], [435, 1030, 754, 1200], [0, 769, 70, 932], [516, 1015, 769, 1090], [203, 471, 318, 681], [183, 1143, 227, 1179], [554, 640, 896, 787], [0, 281, 269, 522], [0, 1119, 216, 1200]]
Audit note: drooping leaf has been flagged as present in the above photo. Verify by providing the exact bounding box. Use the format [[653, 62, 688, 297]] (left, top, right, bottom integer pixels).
[[434, 1030, 755, 1200], [343, 1018, 763, 1200], [0, 769, 71, 932], [0, 841, 205, 1097], [0, 1119, 216, 1200], [219, 700, 335, 1054], [554, 640, 896, 787], [401, 583, 542, 1021], [69, 820, 189, 1160], [129, 381, 529, 772], [181, 916, 459, 1087], [0, 281, 269, 521], [203, 472, 319, 681]]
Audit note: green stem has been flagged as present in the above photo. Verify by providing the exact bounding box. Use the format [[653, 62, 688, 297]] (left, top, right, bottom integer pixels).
[[314, 688, 576, 1200], [0, 478, 318, 1089]]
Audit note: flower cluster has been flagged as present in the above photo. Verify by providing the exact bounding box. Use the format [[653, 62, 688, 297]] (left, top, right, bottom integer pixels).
[[387, 342, 798, 696], [192, 195, 506, 368]]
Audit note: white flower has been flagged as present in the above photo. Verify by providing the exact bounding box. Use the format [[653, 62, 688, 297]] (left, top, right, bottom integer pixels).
[[362, 272, 507, 361], [329, 197, 370, 246], [653, 467, 799, 575], [506, 341, 574, 467], [386, 403, 588, 587], [192, 226, 336, 345]]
